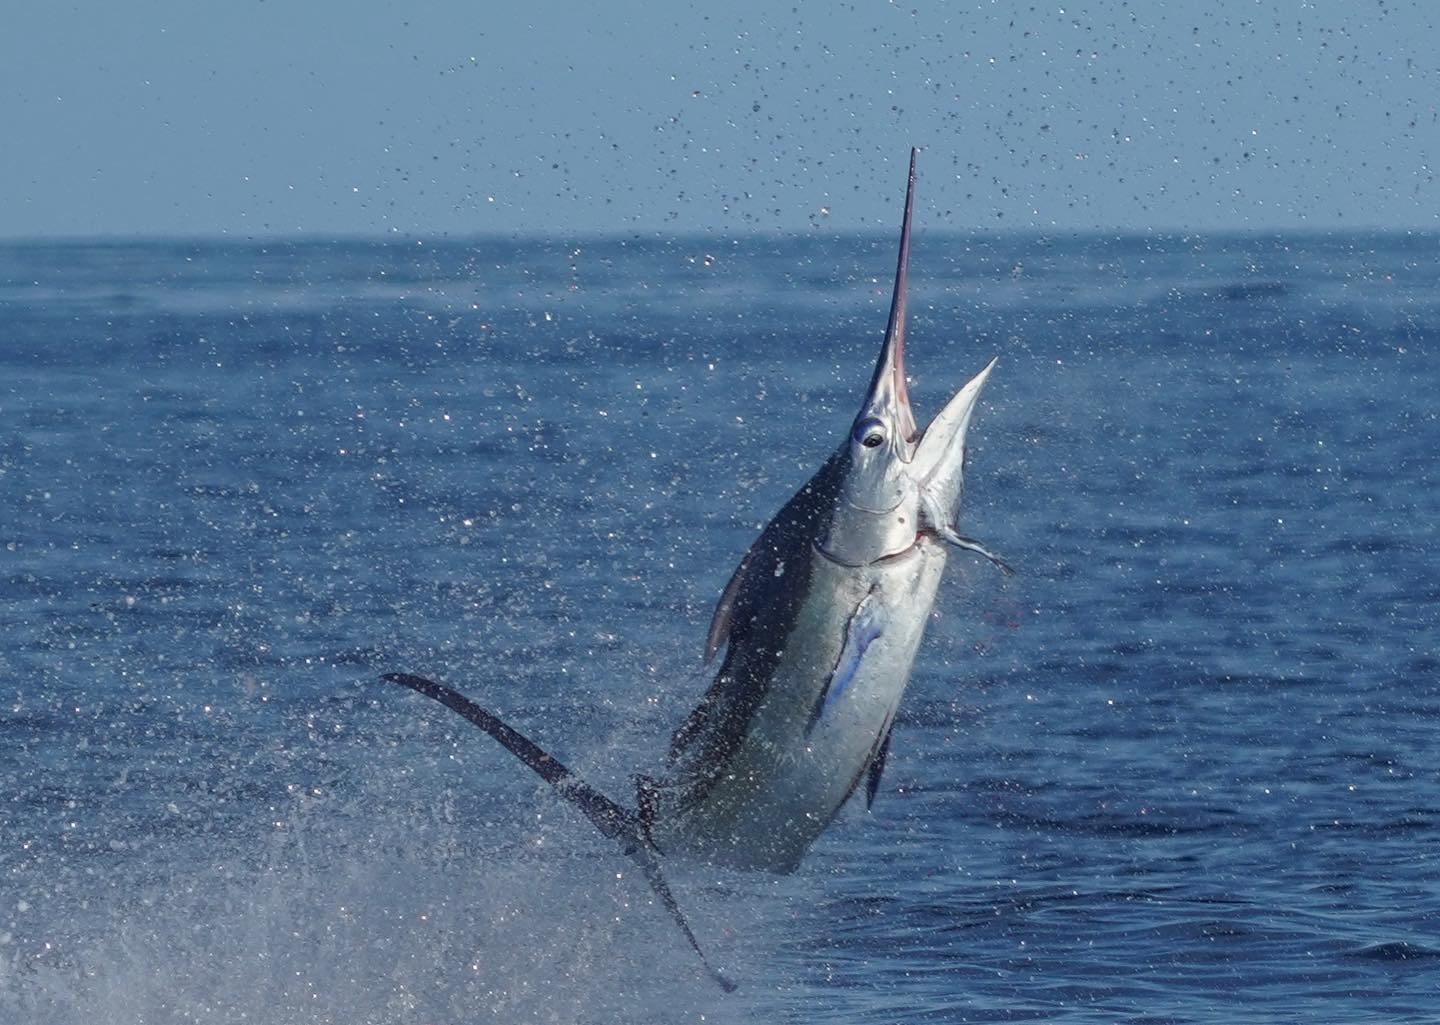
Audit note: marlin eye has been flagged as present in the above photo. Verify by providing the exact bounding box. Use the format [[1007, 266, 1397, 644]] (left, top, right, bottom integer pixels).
[[853, 417, 886, 449]]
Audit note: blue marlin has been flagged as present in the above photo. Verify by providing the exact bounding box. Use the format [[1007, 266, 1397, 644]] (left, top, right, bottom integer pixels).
[[384, 148, 1008, 991]]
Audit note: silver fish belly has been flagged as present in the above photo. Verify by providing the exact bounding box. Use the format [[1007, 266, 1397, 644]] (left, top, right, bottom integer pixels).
[[647, 539, 948, 872]]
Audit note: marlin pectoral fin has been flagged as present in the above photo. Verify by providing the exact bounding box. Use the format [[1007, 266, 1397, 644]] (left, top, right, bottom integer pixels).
[[918, 485, 1013, 576], [865, 726, 894, 810], [381, 672, 736, 993], [938, 528, 1014, 577], [806, 589, 885, 736]]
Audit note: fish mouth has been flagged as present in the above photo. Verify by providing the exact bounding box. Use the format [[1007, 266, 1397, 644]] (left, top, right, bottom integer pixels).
[[881, 531, 940, 565]]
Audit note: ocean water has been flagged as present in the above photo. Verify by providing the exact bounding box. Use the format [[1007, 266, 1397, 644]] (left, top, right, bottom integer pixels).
[[0, 231, 1436, 1024]]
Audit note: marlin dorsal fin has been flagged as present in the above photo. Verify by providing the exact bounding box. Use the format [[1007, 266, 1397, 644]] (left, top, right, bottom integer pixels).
[[704, 547, 754, 663], [704, 454, 848, 662]]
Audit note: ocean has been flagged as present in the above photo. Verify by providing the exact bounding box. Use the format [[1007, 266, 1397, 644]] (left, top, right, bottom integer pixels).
[[0, 231, 1436, 1023]]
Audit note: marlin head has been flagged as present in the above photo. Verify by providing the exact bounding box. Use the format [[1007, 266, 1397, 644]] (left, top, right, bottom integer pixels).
[[819, 148, 1007, 572]]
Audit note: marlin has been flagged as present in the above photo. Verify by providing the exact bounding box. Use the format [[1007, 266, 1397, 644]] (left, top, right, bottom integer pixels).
[[383, 148, 1009, 992]]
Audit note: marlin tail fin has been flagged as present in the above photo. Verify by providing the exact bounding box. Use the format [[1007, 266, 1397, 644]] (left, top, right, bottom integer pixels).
[[381, 672, 737, 993]]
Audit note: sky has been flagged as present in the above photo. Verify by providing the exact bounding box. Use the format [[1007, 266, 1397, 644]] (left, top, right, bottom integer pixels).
[[2, 0, 1435, 238]]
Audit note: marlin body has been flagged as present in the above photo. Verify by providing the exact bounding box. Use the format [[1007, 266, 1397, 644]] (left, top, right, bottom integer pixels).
[[639, 149, 1007, 873], [639, 457, 957, 873], [384, 149, 1008, 990]]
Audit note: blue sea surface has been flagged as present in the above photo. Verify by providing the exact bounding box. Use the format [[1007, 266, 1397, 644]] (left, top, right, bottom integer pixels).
[[0, 232, 1436, 1023]]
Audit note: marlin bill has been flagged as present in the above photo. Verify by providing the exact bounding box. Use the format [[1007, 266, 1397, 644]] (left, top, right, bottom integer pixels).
[[383, 148, 1009, 991]]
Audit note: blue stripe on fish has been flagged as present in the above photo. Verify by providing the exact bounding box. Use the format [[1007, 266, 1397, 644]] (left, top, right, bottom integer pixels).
[[807, 588, 885, 734]]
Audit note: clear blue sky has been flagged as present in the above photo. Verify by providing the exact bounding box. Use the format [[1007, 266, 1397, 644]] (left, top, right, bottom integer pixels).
[[3, 0, 1435, 238]]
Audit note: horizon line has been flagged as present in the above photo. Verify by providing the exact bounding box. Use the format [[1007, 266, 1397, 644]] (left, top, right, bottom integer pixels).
[[3, 223, 1438, 247]]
